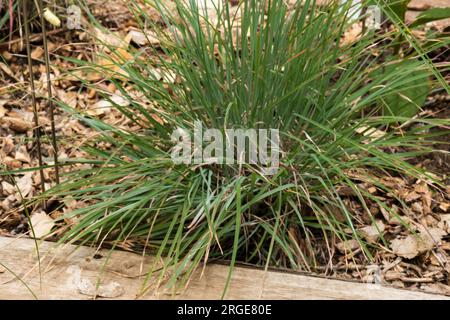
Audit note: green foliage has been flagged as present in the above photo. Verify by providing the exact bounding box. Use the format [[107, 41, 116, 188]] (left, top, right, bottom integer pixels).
[[374, 0, 450, 29], [376, 0, 450, 28], [44, 0, 449, 294], [369, 1, 449, 117], [384, 0, 411, 22], [410, 7, 450, 29], [378, 60, 430, 118]]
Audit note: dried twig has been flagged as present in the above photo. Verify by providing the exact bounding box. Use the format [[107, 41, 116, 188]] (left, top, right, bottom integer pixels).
[[36, 0, 59, 184], [21, 0, 46, 194], [0, 28, 63, 49]]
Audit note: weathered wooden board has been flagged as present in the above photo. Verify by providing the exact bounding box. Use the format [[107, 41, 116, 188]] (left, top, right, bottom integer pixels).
[[0, 236, 448, 300]]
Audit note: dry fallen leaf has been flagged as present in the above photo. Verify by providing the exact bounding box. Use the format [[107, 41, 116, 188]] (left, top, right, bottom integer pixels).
[[58, 91, 78, 109], [417, 227, 446, 252], [110, 93, 131, 107], [359, 220, 385, 243], [2, 157, 21, 169], [29, 211, 55, 239], [15, 146, 31, 163], [411, 202, 423, 214], [341, 22, 362, 47], [0, 62, 16, 79], [1, 181, 15, 195], [88, 100, 112, 116], [391, 227, 446, 259], [414, 182, 429, 194], [94, 50, 132, 80], [16, 173, 33, 197], [391, 235, 419, 259], [150, 68, 177, 83], [405, 191, 421, 203], [94, 28, 129, 48], [1, 116, 32, 133], [128, 29, 160, 46], [336, 239, 360, 254], [438, 215, 450, 234]]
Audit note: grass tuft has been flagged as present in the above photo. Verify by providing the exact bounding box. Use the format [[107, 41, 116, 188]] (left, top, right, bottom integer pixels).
[[40, 0, 450, 294]]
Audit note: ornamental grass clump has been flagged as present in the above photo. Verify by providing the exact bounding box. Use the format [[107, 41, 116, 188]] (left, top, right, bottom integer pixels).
[[47, 0, 449, 293]]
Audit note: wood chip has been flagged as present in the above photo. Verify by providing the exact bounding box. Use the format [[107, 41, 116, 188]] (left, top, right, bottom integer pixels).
[[411, 202, 424, 214], [31, 47, 44, 60], [0, 102, 6, 118], [405, 192, 421, 203], [439, 203, 450, 213]]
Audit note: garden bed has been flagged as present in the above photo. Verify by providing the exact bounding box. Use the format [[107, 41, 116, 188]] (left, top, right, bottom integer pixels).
[[1, 0, 450, 299]]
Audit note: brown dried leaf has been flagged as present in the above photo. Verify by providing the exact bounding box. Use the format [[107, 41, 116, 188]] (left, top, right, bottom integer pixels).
[[128, 30, 160, 46], [411, 202, 424, 214], [405, 191, 421, 203], [414, 182, 429, 194], [15, 146, 31, 163], [0, 62, 16, 79], [1, 136, 14, 155], [420, 283, 450, 296], [438, 215, 450, 234], [1, 116, 31, 133], [29, 211, 55, 239], [391, 235, 419, 259], [359, 220, 385, 243], [391, 227, 446, 259], [88, 100, 112, 116], [336, 239, 360, 254], [16, 173, 33, 197]]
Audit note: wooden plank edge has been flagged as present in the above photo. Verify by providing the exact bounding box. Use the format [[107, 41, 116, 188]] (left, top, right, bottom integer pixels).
[[0, 236, 448, 300]]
